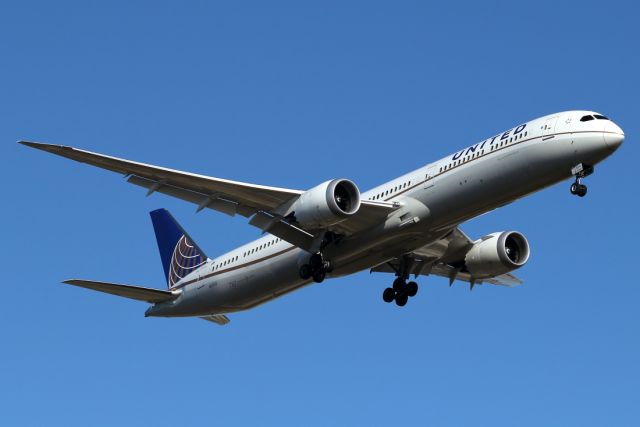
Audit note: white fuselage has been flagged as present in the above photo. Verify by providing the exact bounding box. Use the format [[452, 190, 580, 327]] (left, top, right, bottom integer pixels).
[[146, 110, 624, 317]]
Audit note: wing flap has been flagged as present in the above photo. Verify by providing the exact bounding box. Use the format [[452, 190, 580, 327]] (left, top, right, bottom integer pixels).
[[127, 175, 255, 217], [200, 314, 230, 325], [483, 273, 523, 287], [63, 279, 179, 303]]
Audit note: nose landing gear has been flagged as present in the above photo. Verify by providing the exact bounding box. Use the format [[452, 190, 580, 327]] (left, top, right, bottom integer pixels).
[[382, 278, 419, 307], [570, 163, 593, 198], [570, 182, 587, 197]]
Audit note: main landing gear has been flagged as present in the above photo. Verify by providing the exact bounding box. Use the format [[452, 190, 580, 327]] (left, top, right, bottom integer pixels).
[[570, 163, 593, 198], [299, 253, 332, 283], [382, 278, 419, 307]]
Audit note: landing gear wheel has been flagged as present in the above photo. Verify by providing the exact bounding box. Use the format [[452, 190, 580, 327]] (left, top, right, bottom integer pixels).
[[312, 270, 326, 283], [382, 287, 395, 303], [570, 164, 593, 197], [309, 253, 323, 269], [406, 281, 418, 297], [392, 278, 406, 292], [305, 252, 332, 283], [577, 184, 587, 197], [299, 264, 312, 280], [570, 182, 588, 197], [570, 183, 579, 195], [395, 294, 408, 307]]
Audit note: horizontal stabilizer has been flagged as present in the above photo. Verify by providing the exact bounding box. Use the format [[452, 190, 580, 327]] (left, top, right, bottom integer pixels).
[[63, 279, 179, 303]]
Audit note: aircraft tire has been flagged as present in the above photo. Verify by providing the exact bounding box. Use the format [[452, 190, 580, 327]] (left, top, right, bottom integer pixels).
[[312, 271, 326, 283], [299, 264, 312, 280], [309, 253, 323, 269], [392, 278, 405, 292], [406, 281, 418, 297], [577, 184, 587, 197], [382, 287, 395, 303], [570, 183, 578, 195], [395, 294, 408, 307]]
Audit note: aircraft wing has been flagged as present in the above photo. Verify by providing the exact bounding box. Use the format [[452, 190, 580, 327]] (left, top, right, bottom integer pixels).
[[370, 227, 524, 288], [20, 141, 397, 250], [20, 141, 303, 216]]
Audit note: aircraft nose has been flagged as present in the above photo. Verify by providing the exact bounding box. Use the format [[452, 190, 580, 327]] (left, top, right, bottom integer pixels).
[[603, 121, 624, 151]]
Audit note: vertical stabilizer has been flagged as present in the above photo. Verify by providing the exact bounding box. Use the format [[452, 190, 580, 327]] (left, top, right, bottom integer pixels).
[[149, 209, 208, 289]]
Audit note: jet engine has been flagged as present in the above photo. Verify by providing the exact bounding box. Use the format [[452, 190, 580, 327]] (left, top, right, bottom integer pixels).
[[289, 179, 361, 228], [464, 231, 530, 278]]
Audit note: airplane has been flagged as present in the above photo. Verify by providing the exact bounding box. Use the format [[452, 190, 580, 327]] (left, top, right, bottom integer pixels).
[[20, 110, 625, 325]]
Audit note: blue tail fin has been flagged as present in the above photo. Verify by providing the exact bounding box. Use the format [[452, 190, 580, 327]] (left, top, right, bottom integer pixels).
[[150, 209, 208, 289]]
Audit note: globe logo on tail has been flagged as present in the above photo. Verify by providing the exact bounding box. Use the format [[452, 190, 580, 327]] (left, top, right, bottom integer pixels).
[[168, 235, 206, 288]]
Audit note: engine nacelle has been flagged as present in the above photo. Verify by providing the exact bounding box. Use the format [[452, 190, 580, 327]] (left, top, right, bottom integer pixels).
[[464, 231, 530, 278], [290, 179, 361, 228]]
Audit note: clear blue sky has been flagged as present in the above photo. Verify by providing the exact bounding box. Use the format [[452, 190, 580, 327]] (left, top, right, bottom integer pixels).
[[2, 1, 639, 426]]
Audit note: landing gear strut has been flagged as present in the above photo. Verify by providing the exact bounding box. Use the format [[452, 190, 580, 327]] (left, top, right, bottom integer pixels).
[[570, 163, 593, 197], [299, 252, 332, 283], [383, 277, 419, 307]]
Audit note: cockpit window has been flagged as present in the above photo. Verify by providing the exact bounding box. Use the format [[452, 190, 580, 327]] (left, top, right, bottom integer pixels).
[[580, 115, 595, 122], [594, 114, 609, 120]]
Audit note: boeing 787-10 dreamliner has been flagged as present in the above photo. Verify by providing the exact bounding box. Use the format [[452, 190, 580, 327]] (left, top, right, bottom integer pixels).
[[20, 110, 624, 325]]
